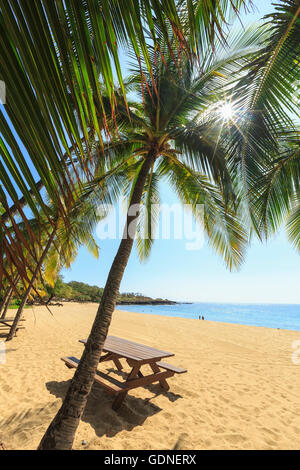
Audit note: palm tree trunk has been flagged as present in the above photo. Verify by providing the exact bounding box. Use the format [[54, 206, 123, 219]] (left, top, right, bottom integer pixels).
[[6, 229, 56, 341], [0, 288, 13, 320], [46, 293, 54, 305], [6, 288, 29, 341], [38, 154, 155, 450], [0, 287, 12, 317], [0, 289, 9, 314], [0, 274, 20, 319]]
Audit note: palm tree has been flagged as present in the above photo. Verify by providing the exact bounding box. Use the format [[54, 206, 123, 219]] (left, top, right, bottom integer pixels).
[[0, 0, 247, 292], [6, 195, 103, 340], [36, 23, 269, 449], [6, 227, 57, 341]]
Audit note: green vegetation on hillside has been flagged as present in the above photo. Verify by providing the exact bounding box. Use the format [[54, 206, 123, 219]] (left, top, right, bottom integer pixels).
[[42, 277, 174, 304]]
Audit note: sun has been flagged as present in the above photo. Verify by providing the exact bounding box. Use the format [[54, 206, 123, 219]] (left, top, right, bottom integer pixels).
[[218, 102, 234, 121]]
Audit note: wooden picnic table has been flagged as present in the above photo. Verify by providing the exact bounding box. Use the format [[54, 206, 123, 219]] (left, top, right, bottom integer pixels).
[[0, 317, 25, 336], [62, 335, 187, 410]]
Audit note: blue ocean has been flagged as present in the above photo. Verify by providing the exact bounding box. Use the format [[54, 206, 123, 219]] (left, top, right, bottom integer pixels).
[[117, 302, 300, 331]]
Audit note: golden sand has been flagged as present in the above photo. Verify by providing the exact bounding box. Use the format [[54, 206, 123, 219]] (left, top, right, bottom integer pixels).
[[0, 302, 300, 450]]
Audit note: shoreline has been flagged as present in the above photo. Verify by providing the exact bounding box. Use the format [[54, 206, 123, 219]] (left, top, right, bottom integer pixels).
[[116, 305, 300, 334], [116, 309, 300, 333], [8, 302, 300, 333]]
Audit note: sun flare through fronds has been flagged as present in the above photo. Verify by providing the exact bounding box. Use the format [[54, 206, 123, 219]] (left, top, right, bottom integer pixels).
[[218, 102, 235, 121]]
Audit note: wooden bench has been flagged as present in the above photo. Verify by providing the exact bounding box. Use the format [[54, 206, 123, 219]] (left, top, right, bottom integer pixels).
[[61, 356, 127, 394], [156, 361, 187, 374], [0, 317, 26, 322], [0, 325, 25, 329]]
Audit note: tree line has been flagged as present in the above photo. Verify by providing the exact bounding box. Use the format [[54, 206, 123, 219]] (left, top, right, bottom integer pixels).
[[39, 277, 171, 304]]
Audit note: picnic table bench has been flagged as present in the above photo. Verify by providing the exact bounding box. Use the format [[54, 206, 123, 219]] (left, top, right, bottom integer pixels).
[[0, 317, 25, 336], [62, 335, 187, 410]]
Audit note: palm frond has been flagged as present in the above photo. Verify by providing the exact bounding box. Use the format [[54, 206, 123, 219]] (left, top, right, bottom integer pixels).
[[229, 0, 300, 204], [136, 167, 160, 261], [286, 191, 300, 250], [250, 133, 300, 236]]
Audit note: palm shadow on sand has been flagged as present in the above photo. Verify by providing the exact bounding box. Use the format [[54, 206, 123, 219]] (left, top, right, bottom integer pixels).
[[46, 369, 181, 440]]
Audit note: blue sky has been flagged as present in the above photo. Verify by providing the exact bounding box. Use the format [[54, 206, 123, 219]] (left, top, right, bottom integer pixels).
[[60, 1, 300, 304]]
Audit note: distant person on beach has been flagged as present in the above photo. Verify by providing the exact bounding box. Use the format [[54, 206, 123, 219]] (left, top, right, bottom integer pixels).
[[202, 316, 204, 320], [199, 315, 205, 320]]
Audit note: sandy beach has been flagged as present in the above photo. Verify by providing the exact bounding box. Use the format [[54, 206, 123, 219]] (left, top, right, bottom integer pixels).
[[1, 302, 300, 450]]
